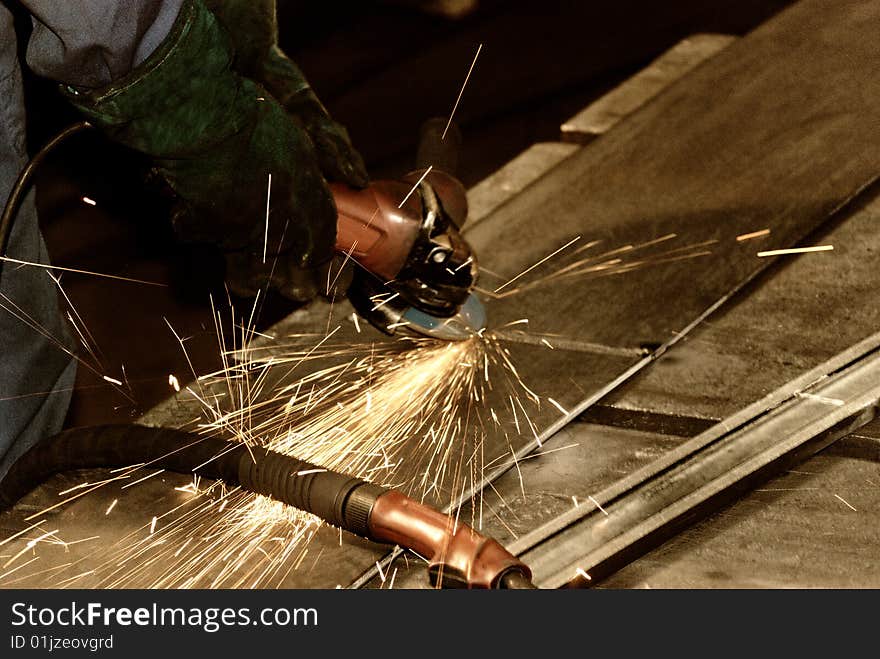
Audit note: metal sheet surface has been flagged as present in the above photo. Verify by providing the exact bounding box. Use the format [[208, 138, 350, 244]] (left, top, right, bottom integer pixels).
[[358, 0, 880, 586], [4, 0, 880, 589]]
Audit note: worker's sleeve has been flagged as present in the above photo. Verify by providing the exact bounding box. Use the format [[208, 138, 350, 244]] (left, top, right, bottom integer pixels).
[[0, 6, 76, 481], [21, 0, 184, 87]]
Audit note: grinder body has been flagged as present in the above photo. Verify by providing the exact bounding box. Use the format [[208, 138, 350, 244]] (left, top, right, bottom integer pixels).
[[331, 169, 484, 339]]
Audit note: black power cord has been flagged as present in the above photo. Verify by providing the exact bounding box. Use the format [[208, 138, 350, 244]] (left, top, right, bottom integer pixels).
[[0, 424, 383, 538], [0, 121, 93, 287]]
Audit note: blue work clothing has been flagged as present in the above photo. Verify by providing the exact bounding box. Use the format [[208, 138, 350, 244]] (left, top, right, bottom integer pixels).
[[0, 1, 182, 481]]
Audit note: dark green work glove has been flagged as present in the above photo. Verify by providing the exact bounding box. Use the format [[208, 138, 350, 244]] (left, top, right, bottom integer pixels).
[[204, 0, 369, 189], [61, 0, 344, 302]]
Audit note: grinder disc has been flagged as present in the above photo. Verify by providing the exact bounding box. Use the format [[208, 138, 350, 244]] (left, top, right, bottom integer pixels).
[[402, 293, 487, 341]]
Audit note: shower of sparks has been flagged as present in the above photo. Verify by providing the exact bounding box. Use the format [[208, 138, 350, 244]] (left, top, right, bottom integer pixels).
[[0, 188, 634, 588], [442, 43, 483, 140], [483, 233, 718, 300], [1, 229, 705, 589], [3, 323, 548, 588], [757, 245, 834, 257], [0, 226, 746, 588]]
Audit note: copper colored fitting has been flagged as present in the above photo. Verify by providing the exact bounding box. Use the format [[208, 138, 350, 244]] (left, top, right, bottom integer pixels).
[[368, 490, 531, 589]]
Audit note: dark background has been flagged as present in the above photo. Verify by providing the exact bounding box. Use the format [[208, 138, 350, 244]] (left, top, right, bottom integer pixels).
[[9, 0, 792, 427]]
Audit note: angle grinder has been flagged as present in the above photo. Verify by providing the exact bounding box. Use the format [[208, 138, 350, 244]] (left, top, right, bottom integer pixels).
[[332, 118, 486, 341], [0, 120, 487, 341], [332, 167, 485, 341]]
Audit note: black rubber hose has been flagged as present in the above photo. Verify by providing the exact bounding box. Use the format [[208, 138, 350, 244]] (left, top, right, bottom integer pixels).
[[0, 121, 94, 289], [1, 425, 538, 588], [0, 424, 385, 538]]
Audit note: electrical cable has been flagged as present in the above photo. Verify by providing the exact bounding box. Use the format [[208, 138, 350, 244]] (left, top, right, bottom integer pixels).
[[0, 121, 93, 288]]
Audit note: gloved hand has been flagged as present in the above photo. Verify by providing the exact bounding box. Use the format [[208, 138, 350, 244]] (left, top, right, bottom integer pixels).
[[204, 0, 369, 189], [61, 0, 357, 302]]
